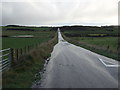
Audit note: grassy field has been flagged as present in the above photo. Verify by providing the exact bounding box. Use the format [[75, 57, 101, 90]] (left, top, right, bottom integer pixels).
[[2, 30, 55, 49], [61, 26, 118, 37], [62, 26, 119, 60], [3, 35, 57, 88], [63, 35, 119, 60], [2, 26, 58, 88], [71, 37, 118, 53], [3, 38, 49, 49], [2, 30, 53, 37], [63, 29, 118, 35]]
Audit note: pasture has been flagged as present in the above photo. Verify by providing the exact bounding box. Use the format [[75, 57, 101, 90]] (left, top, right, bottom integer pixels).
[[62, 26, 119, 60], [2, 29, 55, 49]]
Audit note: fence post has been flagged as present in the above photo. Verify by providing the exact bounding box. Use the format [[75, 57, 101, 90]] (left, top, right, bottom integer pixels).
[[20, 48, 22, 55], [9, 49, 11, 67], [18, 49, 21, 59], [18, 49, 19, 59], [16, 49, 18, 61], [10, 48, 14, 66]]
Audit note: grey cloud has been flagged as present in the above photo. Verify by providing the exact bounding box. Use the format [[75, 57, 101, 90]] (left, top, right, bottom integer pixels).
[[1, 0, 118, 26]]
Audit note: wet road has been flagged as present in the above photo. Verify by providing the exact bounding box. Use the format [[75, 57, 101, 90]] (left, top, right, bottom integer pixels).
[[33, 28, 120, 88]]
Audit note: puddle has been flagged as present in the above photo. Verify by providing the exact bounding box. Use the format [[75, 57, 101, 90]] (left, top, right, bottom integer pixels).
[[11, 35, 34, 38]]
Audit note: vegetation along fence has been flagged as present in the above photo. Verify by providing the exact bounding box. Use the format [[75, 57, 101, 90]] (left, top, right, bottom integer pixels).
[[0, 43, 40, 72]]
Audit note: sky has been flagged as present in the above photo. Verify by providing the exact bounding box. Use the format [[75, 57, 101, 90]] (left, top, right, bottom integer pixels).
[[0, 0, 119, 26]]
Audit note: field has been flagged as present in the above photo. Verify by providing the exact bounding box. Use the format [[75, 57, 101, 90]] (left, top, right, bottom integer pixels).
[[2, 30, 53, 37], [71, 37, 118, 53], [62, 26, 119, 60], [61, 26, 118, 36], [2, 26, 57, 88], [3, 35, 57, 88], [2, 30, 55, 49]]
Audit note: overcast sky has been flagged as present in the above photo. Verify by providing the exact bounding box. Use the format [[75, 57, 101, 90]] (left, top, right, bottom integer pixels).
[[1, 0, 119, 26]]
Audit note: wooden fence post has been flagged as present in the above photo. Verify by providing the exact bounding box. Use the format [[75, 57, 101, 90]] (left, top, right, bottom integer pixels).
[[17, 49, 19, 60], [20, 48, 22, 55], [18, 49, 20, 59], [10, 48, 14, 66], [16, 49, 18, 61]]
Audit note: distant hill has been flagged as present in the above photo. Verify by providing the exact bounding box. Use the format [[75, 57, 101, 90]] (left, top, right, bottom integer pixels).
[[59, 25, 118, 31], [3, 25, 52, 31]]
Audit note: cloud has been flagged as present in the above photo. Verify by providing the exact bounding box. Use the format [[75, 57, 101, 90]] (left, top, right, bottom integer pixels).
[[1, 0, 119, 26]]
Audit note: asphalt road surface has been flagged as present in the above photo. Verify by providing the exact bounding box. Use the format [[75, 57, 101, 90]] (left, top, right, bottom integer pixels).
[[33, 28, 120, 88]]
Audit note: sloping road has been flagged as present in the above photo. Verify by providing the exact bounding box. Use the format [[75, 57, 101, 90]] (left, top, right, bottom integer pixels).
[[33, 28, 120, 88]]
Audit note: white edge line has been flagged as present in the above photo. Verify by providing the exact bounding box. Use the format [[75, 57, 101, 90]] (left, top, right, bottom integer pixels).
[[106, 65, 120, 67], [102, 59, 117, 65], [99, 58, 108, 66], [98, 58, 120, 68]]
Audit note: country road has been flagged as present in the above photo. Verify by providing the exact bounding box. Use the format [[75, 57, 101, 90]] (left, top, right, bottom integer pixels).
[[33, 28, 120, 88]]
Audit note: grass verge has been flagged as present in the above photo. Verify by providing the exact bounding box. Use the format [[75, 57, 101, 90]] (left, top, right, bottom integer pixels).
[[2, 33, 57, 88], [62, 34, 119, 61]]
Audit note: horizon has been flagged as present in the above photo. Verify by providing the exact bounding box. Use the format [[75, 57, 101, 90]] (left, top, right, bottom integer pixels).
[[0, 24, 120, 27]]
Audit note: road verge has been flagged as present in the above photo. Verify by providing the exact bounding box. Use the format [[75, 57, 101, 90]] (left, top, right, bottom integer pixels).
[[2, 33, 57, 88], [62, 33, 119, 61]]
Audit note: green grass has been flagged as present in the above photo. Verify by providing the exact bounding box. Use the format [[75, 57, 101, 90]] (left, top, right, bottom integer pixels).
[[2, 28, 57, 88], [62, 27, 119, 60], [2, 31, 55, 49], [2, 37, 50, 49], [2, 33, 58, 88], [72, 37, 118, 53], [63, 28, 118, 35], [2, 30, 54, 37], [62, 34, 119, 60], [3, 58, 44, 88], [63, 27, 118, 37]]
